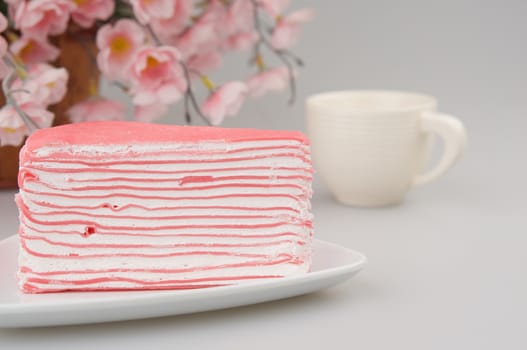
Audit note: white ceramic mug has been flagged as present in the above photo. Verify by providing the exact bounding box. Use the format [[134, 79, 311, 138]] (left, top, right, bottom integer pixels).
[[306, 90, 467, 207]]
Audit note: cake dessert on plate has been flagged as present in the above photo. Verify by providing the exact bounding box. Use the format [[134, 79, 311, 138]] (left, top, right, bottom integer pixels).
[[16, 121, 313, 293]]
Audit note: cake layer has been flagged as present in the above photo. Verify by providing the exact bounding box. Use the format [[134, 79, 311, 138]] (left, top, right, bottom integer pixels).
[[28, 141, 310, 161], [22, 194, 310, 215], [17, 121, 313, 293]]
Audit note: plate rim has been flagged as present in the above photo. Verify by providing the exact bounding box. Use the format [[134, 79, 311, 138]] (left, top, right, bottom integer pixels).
[[0, 235, 367, 319]]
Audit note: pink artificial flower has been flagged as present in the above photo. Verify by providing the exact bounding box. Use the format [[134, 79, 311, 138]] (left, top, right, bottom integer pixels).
[[226, 0, 253, 29], [223, 32, 258, 51], [129, 46, 187, 106], [221, 0, 257, 51], [260, 0, 290, 17], [133, 103, 167, 123], [176, 20, 217, 59], [201, 81, 248, 125], [0, 106, 26, 146], [14, 0, 73, 38], [186, 50, 222, 74], [0, 38, 8, 80], [96, 19, 145, 82], [0, 13, 8, 80], [150, 0, 192, 40], [27, 102, 55, 128], [246, 66, 289, 97], [175, 2, 225, 59], [271, 9, 314, 49], [71, 0, 114, 28], [67, 97, 125, 123], [0, 99, 54, 146], [10, 35, 60, 64], [129, 0, 175, 24], [0, 12, 7, 32], [22, 63, 69, 106]]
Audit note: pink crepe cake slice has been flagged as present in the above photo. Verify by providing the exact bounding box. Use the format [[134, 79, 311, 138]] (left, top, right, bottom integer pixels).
[[16, 121, 313, 293]]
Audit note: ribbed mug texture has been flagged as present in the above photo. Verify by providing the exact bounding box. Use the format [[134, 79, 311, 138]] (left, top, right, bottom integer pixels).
[[306, 91, 436, 206]]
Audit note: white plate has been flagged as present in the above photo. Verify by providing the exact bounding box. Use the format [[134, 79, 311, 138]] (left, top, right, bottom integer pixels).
[[0, 235, 366, 328]]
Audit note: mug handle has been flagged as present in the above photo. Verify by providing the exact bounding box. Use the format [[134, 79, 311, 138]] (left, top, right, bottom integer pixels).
[[412, 112, 467, 186]]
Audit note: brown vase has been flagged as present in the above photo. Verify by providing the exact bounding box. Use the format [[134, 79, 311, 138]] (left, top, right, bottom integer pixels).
[[0, 31, 98, 189]]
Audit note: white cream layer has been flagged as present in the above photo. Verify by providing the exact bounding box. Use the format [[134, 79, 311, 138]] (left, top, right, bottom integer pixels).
[[31, 140, 310, 158]]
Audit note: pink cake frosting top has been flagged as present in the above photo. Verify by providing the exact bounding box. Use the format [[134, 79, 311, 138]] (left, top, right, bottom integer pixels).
[[24, 121, 309, 153]]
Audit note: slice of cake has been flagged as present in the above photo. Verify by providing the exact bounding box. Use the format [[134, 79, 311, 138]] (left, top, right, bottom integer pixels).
[[16, 121, 313, 293]]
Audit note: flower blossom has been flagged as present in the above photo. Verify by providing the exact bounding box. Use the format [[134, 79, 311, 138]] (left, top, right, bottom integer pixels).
[[21, 64, 69, 106], [71, 0, 114, 28], [13, 0, 73, 38], [271, 9, 314, 49], [0, 40, 7, 80], [260, 0, 290, 17], [150, 0, 192, 41], [10, 35, 60, 64], [186, 50, 222, 74], [201, 81, 248, 125], [222, 0, 258, 51], [129, 46, 187, 106], [97, 19, 145, 82], [133, 103, 168, 123], [0, 13, 9, 80], [223, 31, 258, 51], [11, 64, 69, 107], [67, 97, 125, 123], [175, 8, 222, 60], [0, 12, 7, 32], [0, 97, 54, 146], [0, 107, 26, 146], [246, 66, 289, 97], [129, 0, 175, 24]]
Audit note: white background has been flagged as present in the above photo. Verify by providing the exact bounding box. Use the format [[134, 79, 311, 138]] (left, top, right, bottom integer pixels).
[[1, 0, 527, 348]]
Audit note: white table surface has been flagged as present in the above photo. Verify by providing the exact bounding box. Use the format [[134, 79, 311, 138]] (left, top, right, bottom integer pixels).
[[1, 169, 526, 349]]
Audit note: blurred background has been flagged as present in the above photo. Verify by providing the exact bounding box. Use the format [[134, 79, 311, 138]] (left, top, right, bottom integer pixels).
[[104, 0, 527, 133], [100, 0, 527, 206]]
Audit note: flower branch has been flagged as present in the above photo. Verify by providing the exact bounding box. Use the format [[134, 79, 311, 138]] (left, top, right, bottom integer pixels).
[[250, 0, 293, 102], [0, 53, 63, 145], [1, 69, 39, 134], [180, 59, 212, 126], [143, 22, 211, 125]]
